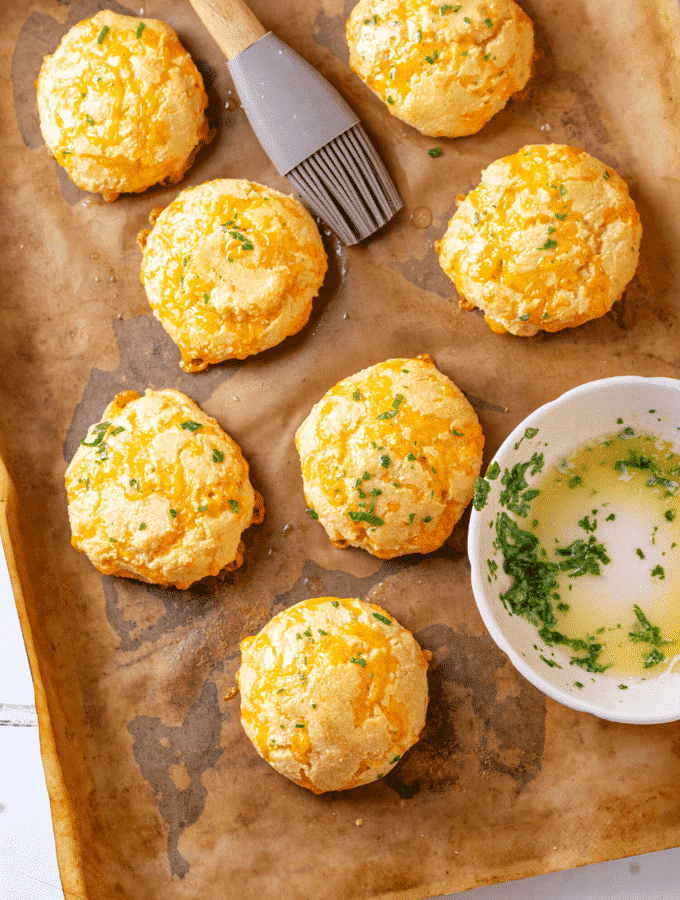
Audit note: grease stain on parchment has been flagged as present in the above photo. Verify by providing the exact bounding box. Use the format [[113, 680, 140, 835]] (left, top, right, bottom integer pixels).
[[350, 625, 547, 802], [521, 11, 612, 150], [311, 1, 355, 63], [270, 549, 463, 611], [128, 679, 224, 879], [63, 316, 241, 463], [401, 624, 546, 795], [102, 575, 224, 653], [101, 547, 461, 655]]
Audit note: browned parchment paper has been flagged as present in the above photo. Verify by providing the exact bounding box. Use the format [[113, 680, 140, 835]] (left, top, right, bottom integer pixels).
[[3, 1, 680, 897]]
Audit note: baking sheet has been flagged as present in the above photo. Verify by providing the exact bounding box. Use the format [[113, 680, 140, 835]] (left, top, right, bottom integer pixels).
[[3, 0, 680, 898]]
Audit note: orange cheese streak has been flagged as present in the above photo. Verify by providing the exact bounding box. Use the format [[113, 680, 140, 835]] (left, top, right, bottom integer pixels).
[[451, 146, 638, 327], [357, 1, 508, 101], [142, 188, 321, 365], [240, 598, 410, 764], [52, 20, 203, 189], [65, 394, 245, 555], [302, 359, 481, 547]]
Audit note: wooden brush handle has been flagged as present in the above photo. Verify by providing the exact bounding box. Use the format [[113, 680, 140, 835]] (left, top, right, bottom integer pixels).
[[189, 0, 267, 60]]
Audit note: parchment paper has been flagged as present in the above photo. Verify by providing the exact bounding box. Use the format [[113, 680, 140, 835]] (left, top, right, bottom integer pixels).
[[3, 1, 680, 898]]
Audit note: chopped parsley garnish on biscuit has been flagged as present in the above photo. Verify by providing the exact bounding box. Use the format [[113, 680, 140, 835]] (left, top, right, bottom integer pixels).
[[377, 394, 404, 420]]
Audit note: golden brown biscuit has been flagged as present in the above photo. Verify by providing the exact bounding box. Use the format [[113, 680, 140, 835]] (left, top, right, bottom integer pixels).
[[138, 179, 328, 372], [437, 144, 642, 335], [295, 355, 484, 559], [37, 11, 210, 201], [346, 0, 534, 137], [65, 389, 262, 589], [237, 596, 429, 793]]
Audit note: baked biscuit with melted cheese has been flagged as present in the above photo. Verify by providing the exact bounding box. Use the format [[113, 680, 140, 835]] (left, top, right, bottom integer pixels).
[[437, 144, 642, 336], [37, 11, 210, 201], [346, 0, 533, 137], [138, 179, 328, 372], [65, 389, 262, 589], [295, 355, 484, 559], [237, 596, 429, 793]]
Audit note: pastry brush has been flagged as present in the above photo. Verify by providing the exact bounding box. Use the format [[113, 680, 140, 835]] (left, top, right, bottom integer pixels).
[[188, 0, 403, 244]]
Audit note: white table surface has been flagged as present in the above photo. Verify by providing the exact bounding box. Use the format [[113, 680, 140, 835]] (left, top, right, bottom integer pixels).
[[1, 541, 678, 900]]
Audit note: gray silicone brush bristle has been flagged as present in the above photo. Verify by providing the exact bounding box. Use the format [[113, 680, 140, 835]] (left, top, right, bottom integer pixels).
[[228, 32, 403, 245], [286, 124, 403, 244]]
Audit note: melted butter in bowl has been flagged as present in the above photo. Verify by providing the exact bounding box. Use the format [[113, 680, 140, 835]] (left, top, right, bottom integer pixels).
[[468, 376, 680, 723], [530, 431, 680, 678]]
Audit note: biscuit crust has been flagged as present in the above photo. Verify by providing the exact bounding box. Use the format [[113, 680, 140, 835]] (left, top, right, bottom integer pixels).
[[346, 0, 534, 137], [37, 11, 210, 201], [437, 144, 643, 335], [139, 179, 328, 371], [65, 389, 261, 589], [295, 355, 484, 559], [237, 596, 429, 793]]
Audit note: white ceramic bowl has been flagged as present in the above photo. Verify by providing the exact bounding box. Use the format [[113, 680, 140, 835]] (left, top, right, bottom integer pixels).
[[468, 375, 680, 724]]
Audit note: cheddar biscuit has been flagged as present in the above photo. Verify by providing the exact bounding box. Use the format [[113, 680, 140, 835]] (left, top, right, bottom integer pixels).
[[437, 144, 642, 336], [37, 11, 210, 201], [65, 389, 262, 589], [346, 0, 534, 137], [237, 596, 429, 793], [295, 355, 484, 559], [138, 179, 328, 372]]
